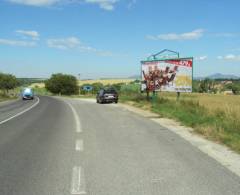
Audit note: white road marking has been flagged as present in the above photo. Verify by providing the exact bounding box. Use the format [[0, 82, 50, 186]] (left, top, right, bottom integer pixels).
[[76, 139, 84, 151], [71, 166, 86, 194], [0, 97, 40, 125], [66, 101, 82, 133]]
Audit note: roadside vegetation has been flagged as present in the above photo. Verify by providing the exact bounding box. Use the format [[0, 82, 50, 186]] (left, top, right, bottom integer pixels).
[[193, 78, 240, 94], [0, 73, 19, 101], [119, 81, 240, 153]]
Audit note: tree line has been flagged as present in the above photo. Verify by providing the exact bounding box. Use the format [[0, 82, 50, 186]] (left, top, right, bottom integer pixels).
[[193, 79, 240, 94], [1, 71, 240, 96]]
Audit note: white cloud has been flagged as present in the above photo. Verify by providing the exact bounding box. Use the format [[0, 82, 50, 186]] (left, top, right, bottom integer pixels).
[[147, 29, 204, 41], [84, 0, 118, 11], [196, 56, 207, 61], [225, 54, 236, 60], [16, 30, 40, 40], [7, 0, 119, 10], [47, 37, 81, 50], [0, 38, 36, 47], [8, 0, 59, 6], [47, 36, 113, 56], [217, 54, 240, 61]]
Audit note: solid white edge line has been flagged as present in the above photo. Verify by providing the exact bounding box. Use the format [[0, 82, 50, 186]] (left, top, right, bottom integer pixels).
[[76, 139, 83, 151], [0, 96, 40, 125], [66, 101, 82, 133], [71, 166, 86, 194]]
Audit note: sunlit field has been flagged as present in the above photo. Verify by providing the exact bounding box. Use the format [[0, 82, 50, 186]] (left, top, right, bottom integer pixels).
[[78, 79, 134, 86], [158, 92, 240, 121], [29, 83, 45, 88], [29, 79, 135, 88]]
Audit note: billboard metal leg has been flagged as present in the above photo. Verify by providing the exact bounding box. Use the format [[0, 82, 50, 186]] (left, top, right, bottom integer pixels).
[[146, 90, 150, 101], [177, 92, 180, 101]]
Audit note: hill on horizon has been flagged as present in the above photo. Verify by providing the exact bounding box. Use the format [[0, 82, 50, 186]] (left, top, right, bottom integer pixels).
[[195, 73, 239, 80]]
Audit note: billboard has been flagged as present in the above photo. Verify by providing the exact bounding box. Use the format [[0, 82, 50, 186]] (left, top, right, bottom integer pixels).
[[141, 58, 193, 92]]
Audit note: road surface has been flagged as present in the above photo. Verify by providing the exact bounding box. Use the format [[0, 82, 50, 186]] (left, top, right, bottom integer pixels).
[[0, 96, 240, 195]]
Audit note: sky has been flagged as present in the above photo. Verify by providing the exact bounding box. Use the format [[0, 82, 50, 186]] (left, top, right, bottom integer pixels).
[[0, 0, 240, 79]]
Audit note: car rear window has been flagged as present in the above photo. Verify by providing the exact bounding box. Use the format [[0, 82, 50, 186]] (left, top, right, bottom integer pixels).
[[104, 89, 117, 94]]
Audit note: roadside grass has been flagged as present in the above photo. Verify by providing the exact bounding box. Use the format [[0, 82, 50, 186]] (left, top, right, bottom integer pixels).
[[0, 94, 13, 102], [32, 86, 51, 96], [0, 89, 19, 102], [120, 92, 240, 153], [61, 94, 96, 99]]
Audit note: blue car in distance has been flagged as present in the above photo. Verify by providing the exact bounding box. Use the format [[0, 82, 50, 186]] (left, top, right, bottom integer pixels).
[[22, 88, 34, 100]]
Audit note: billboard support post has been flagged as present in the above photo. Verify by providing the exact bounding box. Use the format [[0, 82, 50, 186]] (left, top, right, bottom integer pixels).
[[177, 92, 180, 101]]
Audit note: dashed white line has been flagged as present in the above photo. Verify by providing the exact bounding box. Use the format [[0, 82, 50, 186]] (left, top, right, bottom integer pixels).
[[66, 101, 82, 133], [65, 100, 86, 194], [71, 166, 86, 194], [76, 139, 84, 151], [0, 97, 40, 125]]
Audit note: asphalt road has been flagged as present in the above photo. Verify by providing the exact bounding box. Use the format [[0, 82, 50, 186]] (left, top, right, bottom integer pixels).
[[0, 96, 240, 195]]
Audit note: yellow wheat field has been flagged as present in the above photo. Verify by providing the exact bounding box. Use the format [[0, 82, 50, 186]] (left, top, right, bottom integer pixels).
[[29, 83, 45, 88], [197, 94, 240, 120], [78, 79, 134, 85], [29, 79, 134, 89], [174, 75, 192, 87], [159, 92, 240, 121]]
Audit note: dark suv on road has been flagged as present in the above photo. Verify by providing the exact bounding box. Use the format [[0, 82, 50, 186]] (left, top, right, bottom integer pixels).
[[96, 88, 118, 104]]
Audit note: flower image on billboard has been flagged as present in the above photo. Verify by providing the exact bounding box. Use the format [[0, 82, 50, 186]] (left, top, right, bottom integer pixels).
[[141, 58, 193, 92]]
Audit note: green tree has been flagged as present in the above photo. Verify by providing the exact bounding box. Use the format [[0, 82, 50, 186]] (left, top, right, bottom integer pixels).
[[45, 73, 78, 95], [0, 73, 19, 94], [198, 79, 212, 93], [192, 80, 199, 92], [226, 83, 240, 94], [111, 83, 124, 92]]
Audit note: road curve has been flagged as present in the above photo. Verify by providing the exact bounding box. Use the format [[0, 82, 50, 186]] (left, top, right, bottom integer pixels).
[[0, 96, 240, 195]]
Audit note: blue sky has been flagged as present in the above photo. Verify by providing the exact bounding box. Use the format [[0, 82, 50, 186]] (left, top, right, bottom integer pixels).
[[0, 0, 240, 78]]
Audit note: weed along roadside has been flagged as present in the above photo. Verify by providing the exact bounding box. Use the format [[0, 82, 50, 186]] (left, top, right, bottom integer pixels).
[[119, 93, 240, 154]]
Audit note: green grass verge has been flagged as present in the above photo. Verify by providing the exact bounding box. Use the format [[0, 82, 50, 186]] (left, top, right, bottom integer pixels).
[[0, 89, 19, 102], [120, 93, 240, 153], [0, 95, 16, 102]]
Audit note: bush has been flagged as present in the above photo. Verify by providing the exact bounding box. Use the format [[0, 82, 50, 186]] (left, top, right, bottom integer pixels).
[[120, 83, 140, 95], [45, 73, 78, 95], [0, 73, 19, 93], [91, 82, 104, 94]]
